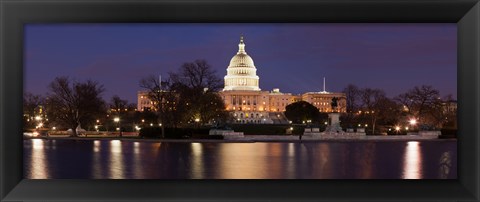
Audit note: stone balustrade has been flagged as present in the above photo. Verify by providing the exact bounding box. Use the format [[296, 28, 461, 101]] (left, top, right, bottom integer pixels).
[[209, 129, 244, 139], [303, 128, 321, 135], [419, 131, 441, 136]]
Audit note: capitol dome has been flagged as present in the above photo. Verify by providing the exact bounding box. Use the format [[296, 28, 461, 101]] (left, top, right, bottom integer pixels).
[[224, 36, 261, 91], [229, 52, 255, 67]]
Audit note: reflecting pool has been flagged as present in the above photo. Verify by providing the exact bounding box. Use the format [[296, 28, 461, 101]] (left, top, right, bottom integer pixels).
[[24, 139, 457, 179]]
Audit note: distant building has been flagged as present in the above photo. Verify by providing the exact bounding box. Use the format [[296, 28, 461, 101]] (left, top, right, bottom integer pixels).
[[442, 99, 457, 114], [302, 91, 346, 113], [137, 91, 153, 111], [137, 36, 347, 124]]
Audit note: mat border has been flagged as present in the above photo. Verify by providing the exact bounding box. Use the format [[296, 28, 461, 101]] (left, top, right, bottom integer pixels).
[[1, 0, 479, 201]]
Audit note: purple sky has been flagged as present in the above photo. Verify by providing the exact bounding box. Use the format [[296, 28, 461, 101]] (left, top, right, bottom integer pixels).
[[24, 23, 457, 104]]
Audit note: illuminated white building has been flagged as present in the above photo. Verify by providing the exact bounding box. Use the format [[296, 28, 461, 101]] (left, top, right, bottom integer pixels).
[[218, 36, 345, 124], [137, 35, 346, 124], [220, 36, 276, 123], [223, 36, 261, 91]]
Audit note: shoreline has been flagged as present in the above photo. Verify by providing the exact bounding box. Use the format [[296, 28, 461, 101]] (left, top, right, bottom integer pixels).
[[24, 135, 456, 143]]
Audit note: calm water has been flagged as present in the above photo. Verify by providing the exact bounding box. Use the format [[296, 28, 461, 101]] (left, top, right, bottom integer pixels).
[[24, 139, 457, 179]]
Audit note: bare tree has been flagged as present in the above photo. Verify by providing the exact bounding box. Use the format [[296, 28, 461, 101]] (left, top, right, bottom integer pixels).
[[394, 92, 414, 113], [423, 94, 456, 129], [341, 84, 361, 128], [140, 60, 226, 134], [358, 88, 386, 134], [374, 96, 402, 130], [127, 103, 137, 111], [197, 92, 228, 125], [395, 85, 441, 128], [342, 84, 360, 113], [110, 95, 128, 112], [169, 59, 226, 125], [139, 75, 171, 138], [169, 59, 223, 92], [409, 85, 441, 120], [45, 77, 106, 137], [110, 95, 129, 136]]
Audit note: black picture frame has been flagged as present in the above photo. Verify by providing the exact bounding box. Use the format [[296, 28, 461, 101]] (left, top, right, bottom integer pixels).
[[1, 0, 479, 201]]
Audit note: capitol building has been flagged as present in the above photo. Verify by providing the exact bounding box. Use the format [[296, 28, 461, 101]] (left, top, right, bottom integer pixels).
[[138, 36, 346, 124]]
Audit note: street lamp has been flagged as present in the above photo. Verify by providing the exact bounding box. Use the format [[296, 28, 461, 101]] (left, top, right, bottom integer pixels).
[[34, 116, 43, 130], [114, 117, 121, 137], [395, 126, 400, 134], [408, 118, 417, 132], [194, 118, 201, 128]]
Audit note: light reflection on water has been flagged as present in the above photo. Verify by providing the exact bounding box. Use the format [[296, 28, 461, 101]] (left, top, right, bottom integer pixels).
[[286, 143, 296, 178], [402, 141, 422, 179], [93, 140, 101, 152], [132, 142, 144, 179], [23, 139, 457, 179], [30, 139, 49, 179], [315, 143, 331, 178], [92, 140, 102, 178], [109, 140, 124, 179], [217, 143, 269, 179], [190, 143, 204, 179]]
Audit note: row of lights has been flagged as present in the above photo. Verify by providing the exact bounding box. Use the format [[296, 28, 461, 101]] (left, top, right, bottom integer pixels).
[[291, 118, 418, 130], [94, 117, 163, 132], [387, 118, 418, 132], [32, 115, 166, 132]]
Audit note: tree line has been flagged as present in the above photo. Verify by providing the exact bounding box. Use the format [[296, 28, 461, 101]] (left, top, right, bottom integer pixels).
[[285, 84, 457, 135], [23, 59, 227, 137], [343, 84, 456, 133]]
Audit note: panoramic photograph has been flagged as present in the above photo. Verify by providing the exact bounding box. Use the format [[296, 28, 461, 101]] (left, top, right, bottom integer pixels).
[[23, 23, 457, 179]]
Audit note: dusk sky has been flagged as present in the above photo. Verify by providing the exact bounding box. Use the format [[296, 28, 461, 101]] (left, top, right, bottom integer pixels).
[[24, 23, 456, 103]]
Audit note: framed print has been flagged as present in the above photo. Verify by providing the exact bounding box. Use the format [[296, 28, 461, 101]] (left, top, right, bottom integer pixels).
[[1, 0, 479, 201]]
